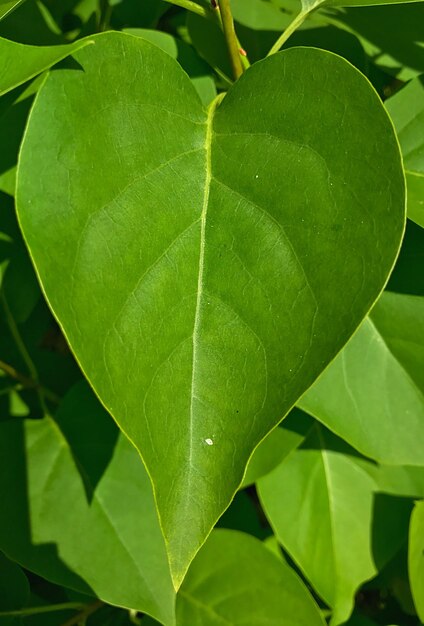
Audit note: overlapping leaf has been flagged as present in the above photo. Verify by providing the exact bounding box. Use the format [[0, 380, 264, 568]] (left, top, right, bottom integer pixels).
[[0, 383, 175, 625], [409, 500, 424, 621], [177, 530, 326, 625], [16, 31, 404, 585], [299, 292, 424, 464], [386, 77, 424, 229]]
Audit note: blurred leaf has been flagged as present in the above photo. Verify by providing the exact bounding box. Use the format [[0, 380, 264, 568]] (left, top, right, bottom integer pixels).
[[334, 4, 424, 81], [0, 0, 26, 21], [0, 551, 29, 625], [177, 529, 326, 626]]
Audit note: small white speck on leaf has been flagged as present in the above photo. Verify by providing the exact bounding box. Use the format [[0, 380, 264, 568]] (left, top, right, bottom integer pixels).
[[205, 438, 214, 446], [255, 175, 259, 179]]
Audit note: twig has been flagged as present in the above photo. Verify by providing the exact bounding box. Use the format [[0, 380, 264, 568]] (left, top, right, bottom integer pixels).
[[59, 600, 104, 626], [0, 359, 60, 404], [0, 602, 85, 618], [267, 10, 309, 56], [218, 0, 244, 80]]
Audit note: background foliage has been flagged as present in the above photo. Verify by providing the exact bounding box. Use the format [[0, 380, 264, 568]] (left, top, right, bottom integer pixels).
[[0, 0, 423, 625]]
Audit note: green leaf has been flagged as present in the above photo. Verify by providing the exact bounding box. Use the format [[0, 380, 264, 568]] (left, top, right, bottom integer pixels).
[[0, 388, 175, 625], [177, 529, 326, 626], [386, 77, 424, 229], [124, 29, 216, 106], [0, 0, 26, 22], [334, 5, 424, 81], [16, 32, 405, 586], [242, 408, 313, 487], [0, 35, 93, 97], [258, 425, 378, 625], [409, 500, 424, 621], [299, 292, 424, 465]]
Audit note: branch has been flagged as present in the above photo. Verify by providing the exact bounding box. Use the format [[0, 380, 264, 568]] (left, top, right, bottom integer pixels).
[[267, 10, 309, 56], [60, 600, 104, 626]]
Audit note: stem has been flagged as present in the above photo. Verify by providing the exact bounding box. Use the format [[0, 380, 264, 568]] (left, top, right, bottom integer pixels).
[[60, 600, 104, 626], [218, 0, 244, 80], [267, 10, 309, 56], [98, 0, 112, 31], [1, 293, 51, 414], [0, 359, 60, 404], [162, 0, 213, 19], [0, 602, 85, 618]]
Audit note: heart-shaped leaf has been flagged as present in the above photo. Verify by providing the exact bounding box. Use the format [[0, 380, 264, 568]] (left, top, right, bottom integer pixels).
[[16, 32, 405, 586]]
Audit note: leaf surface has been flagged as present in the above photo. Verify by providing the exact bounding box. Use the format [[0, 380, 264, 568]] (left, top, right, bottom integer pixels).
[[0, 35, 92, 96], [0, 385, 175, 625], [409, 500, 424, 621], [0, 0, 26, 21], [177, 529, 326, 626], [258, 425, 377, 625], [299, 292, 424, 464], [16, 32, 405, 585], [386, 77, 424, 229]]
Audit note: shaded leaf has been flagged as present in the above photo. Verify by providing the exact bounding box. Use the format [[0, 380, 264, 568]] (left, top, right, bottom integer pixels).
[[0, 0, 26, 22], [0, 413, 175, 625], [16, 32, 404, 586]]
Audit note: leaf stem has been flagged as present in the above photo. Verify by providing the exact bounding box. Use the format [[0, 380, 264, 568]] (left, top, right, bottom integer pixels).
[[0, 359, 60, 404], [1, 293, 50, 413], [267, 10, 309, 56], [0, 602, 85, 618], [162, 0, 213, 19], [59, 600, 104, 626], [218, 0, 244, 80]]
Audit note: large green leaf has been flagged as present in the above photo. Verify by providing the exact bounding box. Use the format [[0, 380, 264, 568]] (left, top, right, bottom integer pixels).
[[0, 385, 175, 625], [258, 425, 377, 625], [299, 292, 424, 464], [409, 500, 424, 621], [16, 31, 405, 586], [386, 77, 424, 229], [0, 35, 92, 96], [177, 529, 326, 626]]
